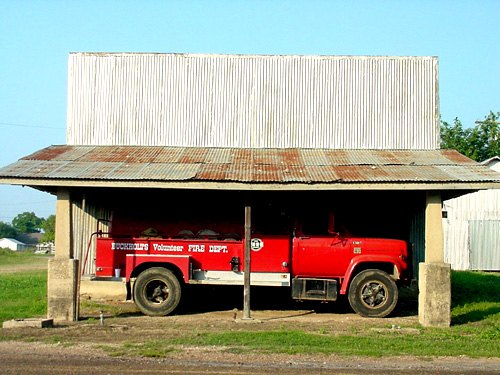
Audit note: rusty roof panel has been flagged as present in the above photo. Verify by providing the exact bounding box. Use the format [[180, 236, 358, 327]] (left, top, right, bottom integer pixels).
[[278, 149, 302, 166], [345, 151, 388, 165], [386, 150, 441, 165], [127, 147, 165, 163], [300, 149, 330, 166], [251, 164, 282, 182], [140, 163, 199, 180], [76, 162, 122, 179], [21, 146, 75, 161], [440, 150, 477, 164], [323, 149, 352, 165], [281, 165, 309, 182], [149, 147, 185, 163], [179, 147, 209, 164], [252, 149, 281, 166], [1, 146, 499, 186], [107, 163, 150, 180], [436, 165, 500, 182], [232, 149, 253, 165], [226, 162, 253, 182], [0, 160, 41, 177], [332, 165, 366, 181], [205, 148, 232, 164], [305, 166, 340, 182], [46, 161, 90, 179], [331, 165, 460, 182], [75, 146, 128, 162], [196, 164, 229, 180], [23, 161, 67, 178]]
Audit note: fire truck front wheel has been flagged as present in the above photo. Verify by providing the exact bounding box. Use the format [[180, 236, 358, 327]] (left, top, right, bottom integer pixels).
[[134, 267, 181, 316], [347, 269, 398, 318]]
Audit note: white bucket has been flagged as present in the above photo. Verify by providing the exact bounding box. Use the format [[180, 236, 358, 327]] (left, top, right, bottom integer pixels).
[[114, 269, 121, 278]]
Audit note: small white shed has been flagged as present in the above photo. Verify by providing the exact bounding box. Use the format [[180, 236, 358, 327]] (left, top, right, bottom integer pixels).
[[0, 238, 28, 251], [443, 156, 500, 270]]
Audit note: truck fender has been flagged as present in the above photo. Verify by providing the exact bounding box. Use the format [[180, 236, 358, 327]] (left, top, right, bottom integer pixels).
[[339, 255, 402, 295]]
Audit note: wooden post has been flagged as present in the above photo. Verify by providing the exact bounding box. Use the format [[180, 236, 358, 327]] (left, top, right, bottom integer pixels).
[[243, 205, 251, 319]]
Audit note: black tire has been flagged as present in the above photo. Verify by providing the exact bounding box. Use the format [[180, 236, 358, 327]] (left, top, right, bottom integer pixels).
[[348, 269, 398, 318], [134, 267, 181, 316]]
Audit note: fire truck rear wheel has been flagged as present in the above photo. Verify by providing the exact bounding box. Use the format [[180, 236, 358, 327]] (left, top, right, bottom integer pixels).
[[134, 267, 181, 316], [347, 269, 398, 318]]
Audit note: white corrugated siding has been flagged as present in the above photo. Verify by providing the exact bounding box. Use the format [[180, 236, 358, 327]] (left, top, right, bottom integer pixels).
[[443, 179, 500, 270], [66, 53, 439, 150], [72, 198, 111, 276]]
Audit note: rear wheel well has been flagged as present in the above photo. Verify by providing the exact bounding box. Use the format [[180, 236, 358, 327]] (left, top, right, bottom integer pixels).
[[130, 263, 184, 297]]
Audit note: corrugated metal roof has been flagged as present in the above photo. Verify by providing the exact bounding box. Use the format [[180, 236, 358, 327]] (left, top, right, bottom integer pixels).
[[1, 146, 499, 190]]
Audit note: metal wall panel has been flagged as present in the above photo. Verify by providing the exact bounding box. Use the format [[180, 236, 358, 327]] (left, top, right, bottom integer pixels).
[[409, 205, 425, 279], [66, 53, 439, 150], [72, 197, 111, 276], [443, 187, 500, 270], [469, 220, 500, 270]]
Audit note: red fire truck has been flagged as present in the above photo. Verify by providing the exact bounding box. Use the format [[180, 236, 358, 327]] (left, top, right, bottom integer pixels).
[[92, 214, 409, 318]]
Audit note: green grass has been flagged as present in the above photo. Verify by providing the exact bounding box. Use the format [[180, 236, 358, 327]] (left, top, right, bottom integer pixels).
[[0, 248, 48, 323], [0, 247, 50, 268], [173, 328, 498, 357], [451, 271, 500, 325], [96, 322, 499, 358], [0, 270, 47, 323]]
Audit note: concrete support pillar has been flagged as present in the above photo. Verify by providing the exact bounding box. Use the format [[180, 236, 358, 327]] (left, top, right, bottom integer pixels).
[[418, 191, 451, 328], [47, 258, 79, 321], [424, 191, 444, 263], [47, 188, 79, 321]]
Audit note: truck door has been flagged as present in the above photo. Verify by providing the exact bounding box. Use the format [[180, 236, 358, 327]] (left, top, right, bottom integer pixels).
[[291, 210, 352, 278], [293, 235, 352, 278]]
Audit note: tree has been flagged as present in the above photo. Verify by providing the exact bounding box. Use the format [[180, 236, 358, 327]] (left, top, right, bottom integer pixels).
[[40, 215, 55, 242], [441, 111, 500, 162], [12, 212, 42, 233], [0, 221, 18, 239]]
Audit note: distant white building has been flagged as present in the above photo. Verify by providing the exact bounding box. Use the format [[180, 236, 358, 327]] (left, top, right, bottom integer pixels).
[[443, 156, 500, 270], [0, 238, 28, 251]]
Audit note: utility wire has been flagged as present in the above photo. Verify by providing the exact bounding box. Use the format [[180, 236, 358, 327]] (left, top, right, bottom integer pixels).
[[0, 122, 64, 130], [0, 200, 55, 206]]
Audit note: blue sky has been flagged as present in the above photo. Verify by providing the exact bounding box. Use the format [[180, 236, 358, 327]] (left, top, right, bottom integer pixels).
[[0, 0, 498, 223]]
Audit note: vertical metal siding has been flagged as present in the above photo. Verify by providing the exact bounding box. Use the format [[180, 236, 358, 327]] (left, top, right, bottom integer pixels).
[[409, 207, 425, 279], [443, 188, 500, 270], [469, 220, 500, 270], [67, 53, 439, 150], [72, 197, 111, 276]]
